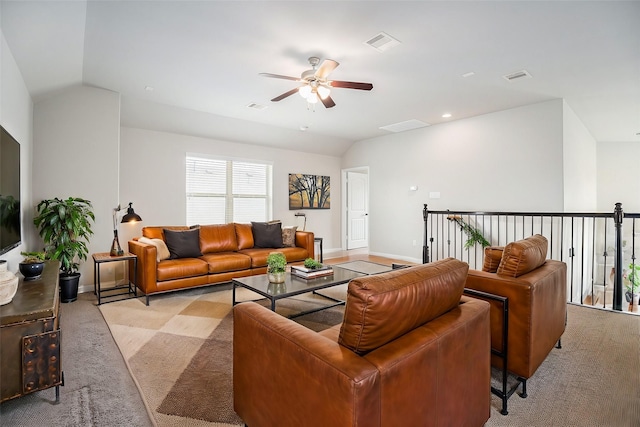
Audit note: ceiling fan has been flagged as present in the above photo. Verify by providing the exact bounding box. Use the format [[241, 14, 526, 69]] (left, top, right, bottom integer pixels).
[[260, 56, 373, 108]]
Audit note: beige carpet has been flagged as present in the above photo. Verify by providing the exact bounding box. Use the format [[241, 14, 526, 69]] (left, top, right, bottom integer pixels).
[[100, 286, 640, 427], [99, 284, 347, 427]]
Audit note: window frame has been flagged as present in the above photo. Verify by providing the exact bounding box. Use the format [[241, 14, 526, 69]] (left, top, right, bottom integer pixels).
[[186, 153, 273, 225]]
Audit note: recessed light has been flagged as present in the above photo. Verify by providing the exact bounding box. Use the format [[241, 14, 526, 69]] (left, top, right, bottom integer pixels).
[[462, 72, 475, 78], [442, 113, 452, 118], [145, 86, 154, 92], [299, 125, 309, 131]]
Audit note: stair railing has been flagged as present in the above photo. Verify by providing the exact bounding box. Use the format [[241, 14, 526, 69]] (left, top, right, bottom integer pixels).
[[423, 203, 639, 312]]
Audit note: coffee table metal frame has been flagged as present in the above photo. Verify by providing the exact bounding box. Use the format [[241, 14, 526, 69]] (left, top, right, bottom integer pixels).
[[232, 266, 365, 318]]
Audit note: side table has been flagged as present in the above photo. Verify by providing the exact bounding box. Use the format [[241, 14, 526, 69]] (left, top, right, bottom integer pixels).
[[92, 252, 137, 305]]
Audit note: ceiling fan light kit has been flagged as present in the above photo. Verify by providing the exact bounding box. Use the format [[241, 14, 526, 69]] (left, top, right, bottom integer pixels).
[[260, 56, 373, 109]]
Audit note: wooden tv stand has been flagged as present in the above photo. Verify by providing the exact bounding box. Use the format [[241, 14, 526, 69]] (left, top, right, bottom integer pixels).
[[0, 261, 63, 402]]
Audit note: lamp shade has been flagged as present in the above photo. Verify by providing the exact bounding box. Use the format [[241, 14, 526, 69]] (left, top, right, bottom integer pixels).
[[317, 85, 330, 100], [121, 202, 142, 223], [299, 85, 311, 98]]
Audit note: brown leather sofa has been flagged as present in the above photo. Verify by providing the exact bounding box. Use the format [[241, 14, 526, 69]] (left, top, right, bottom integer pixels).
[[128, 223, 314, 304], [464, 234, 567, 414], [233, 258, 491, 427]]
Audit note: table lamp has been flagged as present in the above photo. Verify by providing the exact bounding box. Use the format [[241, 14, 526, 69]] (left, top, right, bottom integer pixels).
[[110, 202, 143, 256]]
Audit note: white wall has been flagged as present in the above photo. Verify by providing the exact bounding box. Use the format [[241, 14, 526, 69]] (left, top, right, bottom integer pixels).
[[33, 86, 120, 285], [562, 100, 597, 211], [342, 99, 565, 262], [0, 31, 34, 271], [119, 127, 342, 253], [597, 142, 640, 213]]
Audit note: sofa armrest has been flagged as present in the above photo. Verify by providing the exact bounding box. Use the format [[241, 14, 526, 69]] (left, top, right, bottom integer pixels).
[[128, 239, 158, 295], [294, 231, 315, 259], [233, 302, 379, 427], [465, 260, 567, 378]]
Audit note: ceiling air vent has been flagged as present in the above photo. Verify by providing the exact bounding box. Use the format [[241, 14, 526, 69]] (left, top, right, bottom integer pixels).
[[364, 32, 401, 52], [379, 119, 430, 133], [503, 70, 532, 82], [247, 102, 267, 110]]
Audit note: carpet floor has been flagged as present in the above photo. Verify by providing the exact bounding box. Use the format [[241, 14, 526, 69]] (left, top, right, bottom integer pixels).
[[99, 280, 640, 427], [0, 292, 154, 427], [99, 283, 350, 427]]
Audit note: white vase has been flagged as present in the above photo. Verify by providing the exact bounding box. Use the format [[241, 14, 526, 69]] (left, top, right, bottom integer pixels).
[[0, 261, 19, 305]]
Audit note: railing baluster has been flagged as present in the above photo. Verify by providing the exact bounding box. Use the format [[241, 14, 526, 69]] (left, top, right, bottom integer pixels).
[[423, 205, 634, 315], [581, 217, 585, 305], [614, 203, 623, 311]]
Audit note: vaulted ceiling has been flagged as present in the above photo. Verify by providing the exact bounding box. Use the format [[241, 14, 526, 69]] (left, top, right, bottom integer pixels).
[[2, 1, 639, 156]]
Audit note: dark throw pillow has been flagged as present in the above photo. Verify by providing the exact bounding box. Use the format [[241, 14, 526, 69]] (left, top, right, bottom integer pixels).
[[163, 228, 202, 259], [251, 221, 284, 248]]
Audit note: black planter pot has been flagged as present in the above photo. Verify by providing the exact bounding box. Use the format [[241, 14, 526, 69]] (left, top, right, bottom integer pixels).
[[19, 262, 45, 281], [59, 273, 81, 303]]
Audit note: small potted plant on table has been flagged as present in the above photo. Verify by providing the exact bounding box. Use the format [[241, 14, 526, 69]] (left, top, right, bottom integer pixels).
[[19, 251, 46, 281], [266, 252, 287, 283]]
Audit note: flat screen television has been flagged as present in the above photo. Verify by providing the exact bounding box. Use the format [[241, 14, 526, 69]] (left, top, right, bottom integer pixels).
[[0, 125, 21, 255]]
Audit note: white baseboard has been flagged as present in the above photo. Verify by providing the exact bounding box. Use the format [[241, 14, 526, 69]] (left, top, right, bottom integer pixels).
[[367, 251, 422, 264]]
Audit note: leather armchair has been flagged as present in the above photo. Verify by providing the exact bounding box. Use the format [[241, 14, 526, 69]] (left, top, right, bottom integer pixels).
[[464, 234, 567, 414], [233, 258, 491, 427]]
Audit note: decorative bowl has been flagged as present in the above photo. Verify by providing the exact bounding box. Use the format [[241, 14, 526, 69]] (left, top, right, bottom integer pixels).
[[19, 262, 45, 281]]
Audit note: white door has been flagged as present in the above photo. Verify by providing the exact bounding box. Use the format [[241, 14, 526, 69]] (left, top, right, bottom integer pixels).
[[347, 171, 369, 249]]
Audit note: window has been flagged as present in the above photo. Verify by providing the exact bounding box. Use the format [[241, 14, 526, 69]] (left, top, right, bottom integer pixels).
[[186, 155, 272, 225]]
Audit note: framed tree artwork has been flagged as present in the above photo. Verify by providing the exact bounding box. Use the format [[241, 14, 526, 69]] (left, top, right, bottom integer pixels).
[[289, 174, 330, 209]]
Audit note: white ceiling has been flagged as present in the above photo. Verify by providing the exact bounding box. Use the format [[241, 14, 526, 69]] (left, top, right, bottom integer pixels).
[[2, 1, 639, 156]]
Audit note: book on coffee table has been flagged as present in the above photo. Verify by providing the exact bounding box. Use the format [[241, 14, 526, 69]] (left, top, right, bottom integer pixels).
[[291, 265, 334, 279]]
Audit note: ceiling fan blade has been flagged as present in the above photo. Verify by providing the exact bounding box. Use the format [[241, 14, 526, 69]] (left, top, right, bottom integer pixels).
[[329, 80, 373, 91], [260, 73, 301, 82], [315, 59, 339, 79], [320, 95, 336, 109], [271, 87, 301, 102]]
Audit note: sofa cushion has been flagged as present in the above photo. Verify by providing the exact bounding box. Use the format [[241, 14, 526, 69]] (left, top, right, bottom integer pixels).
[[281, 226, 298, 247], [251, 222, 284, 248], [497, 234, 548, 278], [142, 226, 189, 240], [156, 258, 209, 281], [482, 246, 504, 273], [199, 223, 239, 253], [338, 258, 468, 355], [138, 237, 171, 262], [163, 228, 203, 259], [200, 252, 252, 273], [235, 223, 254, 250], [239, 247, 308, 268]]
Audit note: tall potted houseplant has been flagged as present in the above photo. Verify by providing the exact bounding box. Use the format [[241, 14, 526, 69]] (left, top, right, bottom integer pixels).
[[33, 197, 95, 302]]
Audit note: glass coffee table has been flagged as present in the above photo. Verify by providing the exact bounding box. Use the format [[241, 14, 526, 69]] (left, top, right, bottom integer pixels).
[[232, 266, 366, 318]]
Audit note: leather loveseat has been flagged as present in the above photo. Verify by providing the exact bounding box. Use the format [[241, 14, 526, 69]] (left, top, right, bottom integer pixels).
[[128, 222, 314, 305], [233, 258, 491, 427], [464, 234, 567, 414]]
